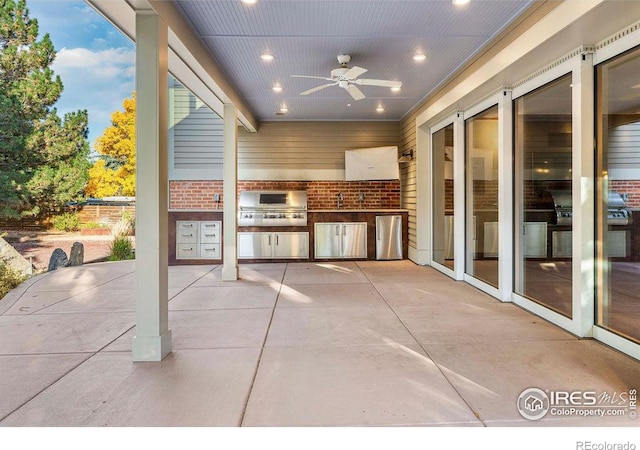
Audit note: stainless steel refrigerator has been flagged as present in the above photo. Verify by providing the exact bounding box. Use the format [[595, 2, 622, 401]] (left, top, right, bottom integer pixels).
[[376, 215, 402, 260]]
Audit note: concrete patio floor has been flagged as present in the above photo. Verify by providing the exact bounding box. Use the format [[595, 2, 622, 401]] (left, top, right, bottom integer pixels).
[[0, 260, 639, 428]]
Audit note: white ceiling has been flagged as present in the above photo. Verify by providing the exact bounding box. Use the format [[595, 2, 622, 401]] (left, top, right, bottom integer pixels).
[[173, 0, 535, 121]]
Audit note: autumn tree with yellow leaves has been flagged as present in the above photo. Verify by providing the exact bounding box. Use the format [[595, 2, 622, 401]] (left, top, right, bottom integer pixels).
[[85, 93, 136, 197]]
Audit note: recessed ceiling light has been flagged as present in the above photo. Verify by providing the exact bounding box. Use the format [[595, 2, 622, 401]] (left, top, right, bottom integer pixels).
[[391, 86, 401, 93], [241, 0, 258, 5], [279, 105, 289, 113], [261, 53, 274, 61], [452, 0, 470, 5], [412, 53, 426, 62], [272, 84, 283, 93], [347, 103, 351, 107], [376, 104, 385, 113]]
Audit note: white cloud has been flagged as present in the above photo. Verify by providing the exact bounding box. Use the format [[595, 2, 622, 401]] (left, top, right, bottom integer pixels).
[[54, 47, 134, 71]]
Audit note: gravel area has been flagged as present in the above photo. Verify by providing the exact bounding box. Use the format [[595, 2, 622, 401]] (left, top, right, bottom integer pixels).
[[2, 230, 127, 271]]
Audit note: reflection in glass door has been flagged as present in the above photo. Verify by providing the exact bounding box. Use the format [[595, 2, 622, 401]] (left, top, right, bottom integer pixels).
[[513, 74, 573, 318], [465, 106, 499, 287], [432, 123, 454, 270], [596, 48, 640, 344]]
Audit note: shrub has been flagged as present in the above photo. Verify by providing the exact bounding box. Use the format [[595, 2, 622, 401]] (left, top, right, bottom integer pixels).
[[79, 221, 110, 230], [111, 210, 135, 237], [108, 235, 134, 261], [0, 260, 26, 300], [52, 212, 81, 232]]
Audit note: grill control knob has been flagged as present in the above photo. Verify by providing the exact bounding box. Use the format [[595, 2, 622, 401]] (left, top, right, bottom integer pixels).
[[263, 213, 268, 218], [292, 213, 298, 218], [278, 213, 285, 218]]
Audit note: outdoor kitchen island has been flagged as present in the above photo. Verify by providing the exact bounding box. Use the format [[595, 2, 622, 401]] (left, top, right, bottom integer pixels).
[[168, 209, 408, 265]]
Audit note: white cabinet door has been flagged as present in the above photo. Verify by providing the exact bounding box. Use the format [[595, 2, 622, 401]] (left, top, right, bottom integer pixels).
[[342, 223, 367, 258], [274, 232, 309, 259]]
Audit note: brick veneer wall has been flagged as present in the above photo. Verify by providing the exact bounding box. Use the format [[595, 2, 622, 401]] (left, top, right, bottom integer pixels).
[[169, 180, 401, 210], [610, 181, 640, 208], [169, 180, 225, 209]]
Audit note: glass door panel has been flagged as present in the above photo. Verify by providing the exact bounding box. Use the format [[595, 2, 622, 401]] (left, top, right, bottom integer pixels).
[[514, 74, 573, 318], [596, 48, 640, 343], [465, 106, 499, 287], [432, 123, 454, 269]]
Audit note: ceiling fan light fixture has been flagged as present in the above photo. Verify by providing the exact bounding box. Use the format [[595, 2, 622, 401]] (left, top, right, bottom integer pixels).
[[413, 53, 427, 62], [260, 53, 274, 62]]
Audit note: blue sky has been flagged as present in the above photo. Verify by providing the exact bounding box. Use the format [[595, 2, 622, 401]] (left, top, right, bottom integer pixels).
[[26, 0, 135, 153]]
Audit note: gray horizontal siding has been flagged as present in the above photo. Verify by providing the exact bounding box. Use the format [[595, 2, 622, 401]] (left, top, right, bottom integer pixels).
[[170, 79, 224, 179]]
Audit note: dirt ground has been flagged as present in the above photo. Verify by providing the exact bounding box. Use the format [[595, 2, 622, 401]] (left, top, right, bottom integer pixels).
[[2, 230, 121, 271]]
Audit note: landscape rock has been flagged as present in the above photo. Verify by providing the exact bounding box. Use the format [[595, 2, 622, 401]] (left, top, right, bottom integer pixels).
[[67, 242, 84, 267], [0, 236, 33, 276], [47, 248, 68, 271]]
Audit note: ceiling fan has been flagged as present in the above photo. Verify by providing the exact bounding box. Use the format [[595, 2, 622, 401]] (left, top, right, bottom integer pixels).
[[291, 54, 402, 101]]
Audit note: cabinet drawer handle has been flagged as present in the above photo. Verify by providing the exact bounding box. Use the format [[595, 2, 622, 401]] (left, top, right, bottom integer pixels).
[[343, 225, 347, 236], [184, 247, 193, 251], [182, 224, 193, 228], [182, 233, 193, 237], [335, 225, 339, 236], [204, 234, 216, 237]]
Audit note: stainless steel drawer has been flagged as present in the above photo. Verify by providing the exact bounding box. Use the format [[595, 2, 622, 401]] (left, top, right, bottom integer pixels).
[[177, 244, 197, 259], [176, 221, 198, 243], [200, 244, 220, 259], [200, 222, 221, 243]]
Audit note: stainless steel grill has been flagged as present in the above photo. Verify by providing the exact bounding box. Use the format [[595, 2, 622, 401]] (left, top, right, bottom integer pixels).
[[549, 190, 632, 226], [238, 190, 307, 227]]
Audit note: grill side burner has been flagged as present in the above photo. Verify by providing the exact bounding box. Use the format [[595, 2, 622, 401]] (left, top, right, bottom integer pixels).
[[238, 190, 307, 227]]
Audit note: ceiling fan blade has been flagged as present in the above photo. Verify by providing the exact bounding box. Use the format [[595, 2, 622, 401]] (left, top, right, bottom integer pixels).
[[343, 66, 368, 80], [345, 84, 366, 100], [300, 83, 336, 95], [355, 79, 402, 88], [291, 75, 334, 81]]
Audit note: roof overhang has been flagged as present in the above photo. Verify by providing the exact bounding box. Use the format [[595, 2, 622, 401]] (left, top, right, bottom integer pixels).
[[86, 0, 258, 132]]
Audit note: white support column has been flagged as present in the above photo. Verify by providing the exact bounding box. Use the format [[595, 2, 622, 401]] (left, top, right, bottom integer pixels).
[[573, 52, 595, 337], [498, 89, 513, 302], [132, 11, 171, 362], [222, 104, 239, 281]]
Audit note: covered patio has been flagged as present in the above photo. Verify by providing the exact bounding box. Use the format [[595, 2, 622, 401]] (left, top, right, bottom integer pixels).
[[0, 260, 638, 427]]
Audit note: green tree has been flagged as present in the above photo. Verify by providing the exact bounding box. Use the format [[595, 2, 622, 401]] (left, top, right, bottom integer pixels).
[[0, 0, 89, 218], [85, 93, 135, 198]]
